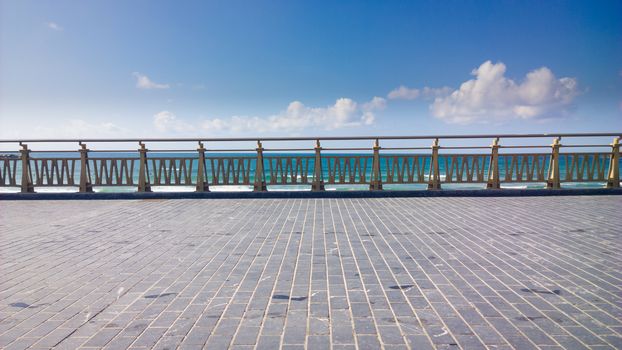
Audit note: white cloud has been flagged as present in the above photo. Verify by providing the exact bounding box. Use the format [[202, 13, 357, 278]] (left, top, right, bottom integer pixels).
[[28, 119, 125, 138], [153, 97, 385, 134], [202, 97, 385, 133], [153, 111, 192, 132], [67, 119, 124, 135], [361, 96, 386, 125], [46, 22, 62, 31], [388, 86, 420, 100], [363, 96, 387, 110], [133, 72, 170, 89], [388, 86, 452, 100], [422, 86, 454, 98], [430, 60, 579, 123]]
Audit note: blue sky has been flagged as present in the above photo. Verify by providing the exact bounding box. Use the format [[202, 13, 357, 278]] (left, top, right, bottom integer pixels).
[[0, 0, 620, 139]]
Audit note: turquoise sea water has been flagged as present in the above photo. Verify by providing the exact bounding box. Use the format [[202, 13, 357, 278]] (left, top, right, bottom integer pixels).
[[0, 152, 617, 192]]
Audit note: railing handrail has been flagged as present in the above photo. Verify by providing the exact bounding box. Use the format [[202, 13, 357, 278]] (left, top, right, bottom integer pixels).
[[1, 132, 621, 143]]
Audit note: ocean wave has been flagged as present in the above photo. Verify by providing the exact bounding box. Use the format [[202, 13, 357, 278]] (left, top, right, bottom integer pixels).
[[268, 185, 311, 192], [500, 184, 530, 189], [561, 182, 606, 188], [151, 186, 196, 192], [208, 185, 253, 192], [0, 188, 20, 193], [33, 187, 79, 193]]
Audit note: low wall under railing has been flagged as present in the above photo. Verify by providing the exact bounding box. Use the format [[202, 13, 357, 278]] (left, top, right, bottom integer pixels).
[[0, 133, 620, 193]]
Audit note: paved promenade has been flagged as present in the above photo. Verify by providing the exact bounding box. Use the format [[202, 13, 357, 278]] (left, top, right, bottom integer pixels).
[[0, 196, 621, 350]]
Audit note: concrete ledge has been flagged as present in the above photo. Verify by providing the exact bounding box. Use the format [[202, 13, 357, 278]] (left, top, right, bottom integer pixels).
[[1, 187, 621, 200]]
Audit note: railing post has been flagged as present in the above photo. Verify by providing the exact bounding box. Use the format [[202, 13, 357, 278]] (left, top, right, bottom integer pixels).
[[312, 139, 325, 191], [486, 137, 500, 189], [546, 137, 561, 189], [428, 138, 441, 190], [19, 143, 34, 193], [79, 143, 93, 193], [196, 141, 209, 192], [138, 142, 152, 192], [607, 137, 620, 188], [369, 139, 383, 190], [254, 140, 267, 192]]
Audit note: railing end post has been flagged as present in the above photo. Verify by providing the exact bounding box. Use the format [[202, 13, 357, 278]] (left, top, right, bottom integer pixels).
[[486, 137, 501, 189], [546, 137, 561, 189], [196, 141, 210, 192], [78, 142, 93, 193], [370, 139, 383, 191], [253, 140, 267, 192], [137, 142, 152, 193], [606, 136, 620, 188], [312, 139, 325, 191], [19, 143, 34, 193], [427, 138, 441, 190]]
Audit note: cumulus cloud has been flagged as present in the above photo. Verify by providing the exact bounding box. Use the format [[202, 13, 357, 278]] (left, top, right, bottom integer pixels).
[[363, 96, 387, 110], [202, 97, 384, 133], [153, 111, 192, 132], [29, 119, 125, 138], [46, 22, 62, 31], [388, 86, 452, 100], [67, 119, 126, 136], [153, 97, 385, 134], [388, 86, 420, 100], [361, 96, 387, 125], [430, 61, 579, 123], [133, 72, 170, 89]]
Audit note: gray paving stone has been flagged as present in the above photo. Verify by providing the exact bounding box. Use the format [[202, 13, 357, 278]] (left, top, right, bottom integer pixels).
[[102, 336, 135, 350], [307, 335, 330, 349], [82, 328, 121, 348], [405, 335, 435, 349], [377, 325, 406, 345], [357, 334, 381, 349], [256, 335, 281, 350], [153, 335, 185, 350], [0, 196, 620, 350], [131, 327, 166, 348], [233, 327, 260, 345]]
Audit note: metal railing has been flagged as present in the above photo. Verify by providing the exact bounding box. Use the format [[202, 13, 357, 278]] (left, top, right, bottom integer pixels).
[[0, 133, 620, 193]]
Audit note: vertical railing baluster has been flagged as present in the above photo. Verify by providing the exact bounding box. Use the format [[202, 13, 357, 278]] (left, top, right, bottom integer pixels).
[[254, 140, 267, 191], [486, 137, 500, 189], [196, 141, 209, 192], [607, 137, 620, 188], [138, 141, 152, 192], [79, 142, 93, 193], [312, 139, 325, 191], [428, 138, 441, 190], [546, 137, 561, 189], [19, 143, 34, 193], [369, 139, 383, 190]]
